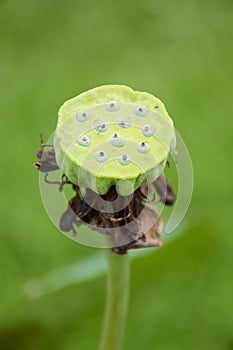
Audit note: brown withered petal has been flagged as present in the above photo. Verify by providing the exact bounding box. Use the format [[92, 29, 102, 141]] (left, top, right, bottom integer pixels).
[[59, 185, 163, 254], [153, 175, 176, 206], [35, 141, 175, 254], [106, 205, 162, 255]]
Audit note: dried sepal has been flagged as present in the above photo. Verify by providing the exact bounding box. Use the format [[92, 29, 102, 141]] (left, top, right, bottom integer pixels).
[[34, 135, 59, 173], [153, 175, 176, 206]]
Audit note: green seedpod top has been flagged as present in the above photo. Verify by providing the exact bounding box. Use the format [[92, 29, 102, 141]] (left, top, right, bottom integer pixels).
[[54, 85, 176, 196]]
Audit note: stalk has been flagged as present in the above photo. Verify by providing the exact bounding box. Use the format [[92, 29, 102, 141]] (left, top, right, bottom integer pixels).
[[99, 249, 130, 350]]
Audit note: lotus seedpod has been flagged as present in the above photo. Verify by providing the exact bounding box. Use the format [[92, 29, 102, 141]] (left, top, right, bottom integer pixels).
[[54, 85, 175, 196]]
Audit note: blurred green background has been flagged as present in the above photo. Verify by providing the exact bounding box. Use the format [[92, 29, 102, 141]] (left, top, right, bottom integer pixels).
[[0, 0, 233, 349]]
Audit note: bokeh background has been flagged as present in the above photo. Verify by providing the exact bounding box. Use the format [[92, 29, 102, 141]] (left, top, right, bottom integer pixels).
[[0, 0, 233, 349]]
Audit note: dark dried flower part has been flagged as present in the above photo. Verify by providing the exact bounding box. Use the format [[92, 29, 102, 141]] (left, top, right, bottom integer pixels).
[[111, 205, 162, 254], [60, 185, 163, 254], [153, 175, 176, 206], [34, 136, 59, 173], [34, 141, 176, 254]]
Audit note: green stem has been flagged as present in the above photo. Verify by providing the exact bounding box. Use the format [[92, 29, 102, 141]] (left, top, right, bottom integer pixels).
[[99, 250, 130, 350]]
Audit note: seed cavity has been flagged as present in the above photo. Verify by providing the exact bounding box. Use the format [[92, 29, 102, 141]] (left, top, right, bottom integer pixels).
[[137, 142, 150, 153], [141, 124, 155, 137], [105, 101, 120, 112], [94, 151, 108, 162], [94, 119, 109, 133], [135, 106, 148, 117], [77, 135, 91, 147], [76, 111, 90, 122], [118, 117, 132, 129], [118, 154, 131, 165], [110, 133, 126, 147]]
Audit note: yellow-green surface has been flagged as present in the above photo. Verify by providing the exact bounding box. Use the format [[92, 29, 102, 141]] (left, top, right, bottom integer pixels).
[[55, 85, 175, 194], [0, 1, 233, 349]]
